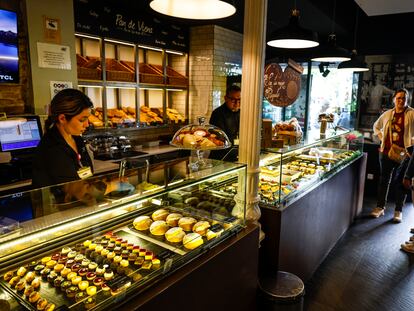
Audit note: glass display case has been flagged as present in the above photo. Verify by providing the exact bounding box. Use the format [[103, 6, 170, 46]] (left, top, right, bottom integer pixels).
[[259, 130, 364, 208], [0, 157, 246, 311]]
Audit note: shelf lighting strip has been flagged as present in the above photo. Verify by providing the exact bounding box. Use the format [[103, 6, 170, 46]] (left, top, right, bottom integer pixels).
[[166, 89, 184, 92], [166, 50, 184, 55], [140, 88, 164, 91], [78, 85, 103, 89], [138, 45, 163, 52], [75, 33, 101, 40], [104, 38, 135, 47], [106, 86, 136, 90]]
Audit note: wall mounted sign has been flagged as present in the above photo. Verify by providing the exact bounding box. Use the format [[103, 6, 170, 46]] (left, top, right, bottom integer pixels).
[[37, 42, 71, 70], [264, 59, 304, 107], [43, 16, 61, 44], [73, 0, 189, 52]]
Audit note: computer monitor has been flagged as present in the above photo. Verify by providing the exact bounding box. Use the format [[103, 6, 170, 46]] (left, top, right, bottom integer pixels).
[[0, 115, 42, 153]]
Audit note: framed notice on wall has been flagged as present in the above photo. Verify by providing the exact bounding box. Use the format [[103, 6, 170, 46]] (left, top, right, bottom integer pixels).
[[37, 42, 71, 70], [43, 16, 61, 44]]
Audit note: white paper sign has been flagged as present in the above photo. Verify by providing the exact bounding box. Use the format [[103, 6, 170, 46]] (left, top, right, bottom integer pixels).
[[50, 81, 73, 98], [37, 42, 71, 70]]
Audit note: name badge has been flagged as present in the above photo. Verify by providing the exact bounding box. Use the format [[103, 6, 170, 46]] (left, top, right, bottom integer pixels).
[[77, 166, 93, 179]]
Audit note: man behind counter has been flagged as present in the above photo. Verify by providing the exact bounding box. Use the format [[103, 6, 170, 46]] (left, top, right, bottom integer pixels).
[[209, 85, 241, 162]]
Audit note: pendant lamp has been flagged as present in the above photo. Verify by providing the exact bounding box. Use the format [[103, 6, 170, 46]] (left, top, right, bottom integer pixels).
[[267, 9, 319, 49], [149, 0, 236, 20], [312, 0, 350, 62], [337, 7, 369, 72]]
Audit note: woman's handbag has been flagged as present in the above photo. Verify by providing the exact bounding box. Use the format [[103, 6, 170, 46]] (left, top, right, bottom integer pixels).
[[387, 119, 407, 163]]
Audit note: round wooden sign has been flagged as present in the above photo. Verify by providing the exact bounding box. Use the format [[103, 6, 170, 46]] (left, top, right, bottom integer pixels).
[[264, 62, 302, 107]]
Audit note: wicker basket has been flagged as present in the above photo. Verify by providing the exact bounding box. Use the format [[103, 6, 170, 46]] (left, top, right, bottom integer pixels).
[[138, 63, 164, 84], [150, 64, 188, 86], [77, 54, 102, 80], [105, 59, 135, 82]]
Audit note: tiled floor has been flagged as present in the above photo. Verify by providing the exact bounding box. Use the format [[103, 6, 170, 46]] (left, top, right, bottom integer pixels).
[[305, 197, 414, 311]]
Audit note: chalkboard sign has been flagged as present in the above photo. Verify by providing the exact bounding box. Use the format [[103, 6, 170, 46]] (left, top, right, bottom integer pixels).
[[73, 0, 189, 52]]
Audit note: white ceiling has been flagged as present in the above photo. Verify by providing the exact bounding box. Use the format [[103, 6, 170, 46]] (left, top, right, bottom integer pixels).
[[355, 0, 414, 16]]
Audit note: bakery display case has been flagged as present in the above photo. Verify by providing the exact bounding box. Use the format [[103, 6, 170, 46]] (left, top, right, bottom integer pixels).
[[0, 157, 246, 311], [259, 130, 364, 208]]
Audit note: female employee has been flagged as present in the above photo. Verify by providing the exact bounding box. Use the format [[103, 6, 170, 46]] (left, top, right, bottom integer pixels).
[[32, 88, 94, 188]]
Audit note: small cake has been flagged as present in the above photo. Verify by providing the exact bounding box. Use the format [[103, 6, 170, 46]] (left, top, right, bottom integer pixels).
[[120, 260, 129, 268], [88, 243, 97, 251], [58, 256, 68, 264], [9, 276, 20, 287], [165, 227, 185, 243], [88, 262, 98, 271], [141, 261, 152, 270], [17, 266, 27, 277], [120, 240, 128, 248], [166, 213, 183, 227], [3, 271, 14, 281], [66, 272, 77, 281], [60, 280, 72, 291], [83, 240, 92, 247], [60, 267, 71, 278], [24, 285, 35, 297], [134, 257, 144, 266], [53, 276, 65, 288], [101, 283, 110, 293], [103, 269, 114, 281], [78, 280, 89, 291], [192, 221, 211, 236], [34, 265, 45, 274], [86, 272, 96, 281], [206, 229, 222, 240], [151, 209, 169, 221], [15, 280, 26, 291], [101, 249, 109, 257], [37, 298, 48, 311], [44, 303, 55, 311], [40, 268, 51, 280], [183, 232, 204, 250], [75, 291, 87, 302], [65, 259, 75, 267], [152, 258, 161, 269], [81, 259, 90, 267], [95, 265, 106, 275], [128, 253, 138, 262], [66, 286, 79, 298], [46, 260, 57, 269], [61, 247, 71, 255], [78, 268, 88, 277], [133, 216, 153, 231], [93, 277, 103, 287], [107, 252, 115, 260], [28, 291, 41, 303], [121, 250, 129, 259], [71, 264, 81, 273], [113, 256, 122, 264], [53, 264, 64, 273], [41, 256, 52, 264], [114, 246, 122, 255], [74, 254, 84, 262], [72, 276, 82, 285], [84, 296, 96, 309], [178, 217, 197, 232], [144, 251, 153, 260], [47, 271, 58, 283], [95, 245, 104, 253], [86, 285, 97, 296], [132, 246, 140, 253], [127, 243, 134, 250], [132, 273, 142, 282], [24, 271, 35, 283], [149, 220, 169, 236], [31, 277, 41, 289]]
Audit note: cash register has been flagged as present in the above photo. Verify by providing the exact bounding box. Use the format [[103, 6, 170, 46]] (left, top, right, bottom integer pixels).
[[0, 115, 42, 186]]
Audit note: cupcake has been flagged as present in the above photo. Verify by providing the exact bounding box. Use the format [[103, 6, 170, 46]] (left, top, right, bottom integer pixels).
[[67, 251, 77, 259], [84, 296, 96, 309], [86, 272, 96, 281], [66, 272, 77, 281], [120, 260, 129, 268], [81, 259, 90, 268], [60, 267, 71, 278], [41, 256, 52, 264], [71, 276, 82, 286], [151, 209, 169, 221], [61, 247, 71, 255], [46, 260, 57, 269], [86, 285, 97, 296], [95, 265, 106, 276], [40, 268, 51, 280], [78, 268, 88, 277], [53, 264, 64, 273], [66, 286, 79, 298], [88, 262, 98, 271], [60, 280, 72, 291], [53, 276, 65, 288], [71, 264, 81, 273], [93, 277, 103, 287], [103, 269, 113, 281], [45, 303, 55, 311], [78, 280, 89, 291], [75, 291, 87, 302], [47, 271, 58, 283], [74, 254, 84, 262]]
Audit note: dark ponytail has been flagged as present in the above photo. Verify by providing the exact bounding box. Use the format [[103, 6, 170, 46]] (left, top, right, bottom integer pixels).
[[45, 88, 93, 132]]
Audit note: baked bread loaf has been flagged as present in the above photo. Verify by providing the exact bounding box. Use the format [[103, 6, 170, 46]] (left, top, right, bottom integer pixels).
[[151, 209, 169, 221], [178, 217, 197, 232], [149, 221, 169, 236], [192, 221, 211, 236], [165, 213, 183, 227], [133, 216, 153, 231], [183, 233, 204, 250], [165, 227, 185, 243]]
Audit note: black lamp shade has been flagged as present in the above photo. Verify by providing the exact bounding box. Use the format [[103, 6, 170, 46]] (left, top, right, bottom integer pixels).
[[311, 35, 351, 62], [267, 10, 319, 49], [337, 50, 369, 72]]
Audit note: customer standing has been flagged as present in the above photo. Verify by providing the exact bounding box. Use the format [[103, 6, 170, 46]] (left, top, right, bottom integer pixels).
[[371, 88, 414, 222], [209, 84, 241, 161]]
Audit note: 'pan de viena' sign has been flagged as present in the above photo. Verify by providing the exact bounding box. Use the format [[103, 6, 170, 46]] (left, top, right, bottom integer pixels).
[[73, 0, 189, 52]]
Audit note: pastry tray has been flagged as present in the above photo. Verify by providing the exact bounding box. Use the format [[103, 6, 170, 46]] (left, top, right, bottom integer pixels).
[[0, 228, 169, 311]]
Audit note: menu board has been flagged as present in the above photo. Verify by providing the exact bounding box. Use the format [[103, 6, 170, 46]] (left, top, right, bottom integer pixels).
[[73, 0, 189, 52]]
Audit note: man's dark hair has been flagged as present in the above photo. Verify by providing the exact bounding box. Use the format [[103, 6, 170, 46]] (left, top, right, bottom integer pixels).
[[226, 84, 241, 96], [393, 88, 409, 99]]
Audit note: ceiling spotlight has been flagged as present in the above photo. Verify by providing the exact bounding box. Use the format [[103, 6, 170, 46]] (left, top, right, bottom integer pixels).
[[149, 0, 236, 20]]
